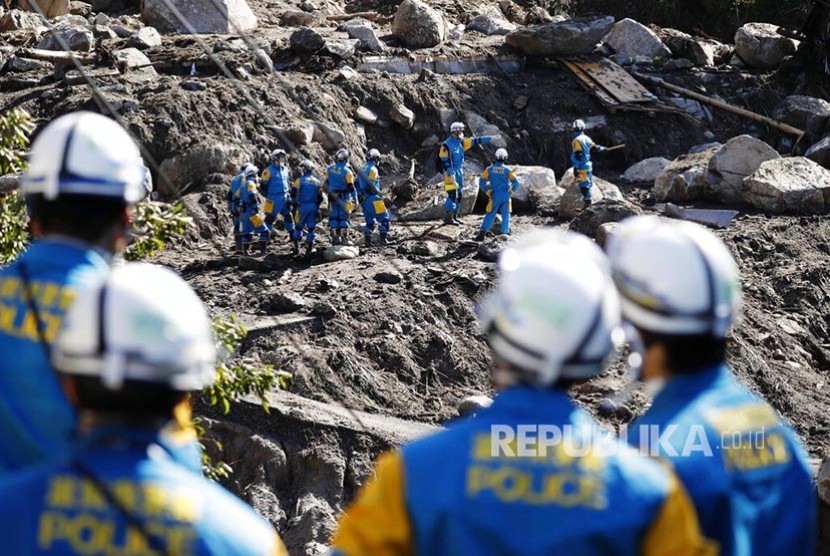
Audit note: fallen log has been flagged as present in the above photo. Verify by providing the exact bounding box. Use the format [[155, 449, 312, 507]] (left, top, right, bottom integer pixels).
[[326, 11, 389, 22], [64, 68, 120, 85], [18, 48, 96, 65]]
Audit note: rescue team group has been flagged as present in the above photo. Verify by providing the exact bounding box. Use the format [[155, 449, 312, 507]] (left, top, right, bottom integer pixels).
[[0, 111, 815, 555], [227, 118, 604, 256]]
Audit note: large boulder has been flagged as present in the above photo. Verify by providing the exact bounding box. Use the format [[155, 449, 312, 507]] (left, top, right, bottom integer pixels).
[[158, 142, 247, 197], [505, 16, 615, 57], [18, 0, 69, 18], [570, 198, 642, 238], [142, 0, 257, 34], [603, 18, 671, 59], [742, 157, 830, 213], [511, 165, 562, 212], [38, 26, 94, 52], [559, 168, 623, 218], [400, 162, 485, 220], [464, 111, 506, 148], [734, 22, 796, 69], [391, 0, 446, 48], [623, 157, 670, 183], [806, 135, 830, 169], [345, 23, 384, 52], [290, 27, 325, 53], [772, 95, 830, 137], [653, 146, 718, 202], [467, 14, 516, 36], [656, 28, 721, 66], [705, 135, 779, 204]]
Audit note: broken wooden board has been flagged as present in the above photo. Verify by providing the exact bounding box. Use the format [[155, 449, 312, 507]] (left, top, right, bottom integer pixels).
[[563, 57, 657, 111], [659, 203, 739, 229]]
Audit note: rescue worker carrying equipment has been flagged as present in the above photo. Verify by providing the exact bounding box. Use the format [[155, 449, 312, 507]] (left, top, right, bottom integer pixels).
[[357, 148, 391, 247], [326, 148, 357, 246], [261, 149, 295, 243], [332, 229, 716, 556], [228, 163, 253, 254], [292, 160, 324, 257], [440, 121, 491, 225], [570, 119, 606, 208], [239, 164, 269, 255], [475, 148, 519, 241]]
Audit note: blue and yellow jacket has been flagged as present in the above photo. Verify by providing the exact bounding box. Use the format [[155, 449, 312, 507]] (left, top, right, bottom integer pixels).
[[333, 386, 715, 555], [440, 134, 491, 190], [292, 173, 323, 207], [260, 164, 290, 200], [326, 162, 356, 194], [571, 132, 597, 171], [239, 179, 261, 213], [628, 365, 815, 556], [479, 162, 519, 201], [0, 238, 109, 475], [357, 161, 380, 198], [228, 173, 245, 211], [0, 425, 287, 555]]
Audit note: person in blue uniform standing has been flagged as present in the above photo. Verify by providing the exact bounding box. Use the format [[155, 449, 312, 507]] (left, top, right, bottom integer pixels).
[[332, 229, 715, 556], [238, 164, 269, 255], [261, 149, 295, 245], [0, 262, 288, 555], [291, 160, 324, 257], [474, 148, 519, 241], [228, 163, 252, 254], [570, 118, 606, 209], [606, 215, 816, 556], [326, 148, 357, 246], [357, 148, 391, 247], [0, 112, 146, 476], [439, 121, 491, 225]]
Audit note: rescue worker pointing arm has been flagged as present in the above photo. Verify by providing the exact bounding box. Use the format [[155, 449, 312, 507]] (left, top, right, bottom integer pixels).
[[570, 118, 606, 209], [333, 230, 716, 556], [440, 121, 491, 225]]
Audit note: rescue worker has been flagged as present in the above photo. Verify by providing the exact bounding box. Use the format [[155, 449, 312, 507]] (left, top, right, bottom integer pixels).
[[0, 263, 288, 555], [440, 121, 491, 225], [357, 148, 391, 247], [239, 164, 269, 255], [332, 229, 715, 556], [292, 160, 324, 257], [570, 119, 606, 209], [261, 149, 295, 243], [0, 112, 147, 475], [474, 147, 519, 241], [606, 215, 816, 555], [228, 163, 252, 254], [325, 148, 357, 246]]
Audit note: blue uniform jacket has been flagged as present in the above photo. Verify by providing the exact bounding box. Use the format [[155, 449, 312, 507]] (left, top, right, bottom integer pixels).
[[0, 426, 286, 555], [357, 161, 380, 198], [261, 164, 290, 200], [628, 365, 816, 555], [326, 162, 355, 194], [228, 173, 244, 211], [571, 132, 596, 171], [479, 162, 519, 201], [0, 239, 109, 475], [293, 174, 322, 207]]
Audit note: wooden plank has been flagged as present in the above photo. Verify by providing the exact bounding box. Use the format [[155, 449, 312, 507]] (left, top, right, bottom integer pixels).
[[562, 60, 618, 107], [571, 58, 654, 104]]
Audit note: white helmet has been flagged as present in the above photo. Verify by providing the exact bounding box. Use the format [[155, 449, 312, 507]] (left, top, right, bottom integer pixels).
[[495, 148, 508, 161], [477, 229, 622, 386], [335, 148, 349, 161], [367, 148, 381, 160], [271, 149, 287, 160], [300, 159, 315, 171], [22, 112, 145, 204], [244, 164, 258, 177], [450, 121, 465, 133], [51, 263, 217, 392], [573, 119, 586, 131], [605, 215, 741, 338]]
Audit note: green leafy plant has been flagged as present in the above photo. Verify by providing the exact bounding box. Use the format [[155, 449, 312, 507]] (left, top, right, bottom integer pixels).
[[0, 109, 35, 264], [124, 200, 193, 260]]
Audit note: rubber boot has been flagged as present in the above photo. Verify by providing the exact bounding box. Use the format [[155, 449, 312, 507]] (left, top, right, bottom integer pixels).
[[291, 239, 300, 255], [234, 235, 243, 254], [379, 232, 388, 246], [331, 230, 340, 246], [474, 230, 486, 242], [364, 231, 372, 247], [582, 198, 592, 209], [443, 211, 454, 225], [305, 242, 314, 256], [241, 242, 251, 256], [341, 229, 352, 246], [452, 214, 463, 225]]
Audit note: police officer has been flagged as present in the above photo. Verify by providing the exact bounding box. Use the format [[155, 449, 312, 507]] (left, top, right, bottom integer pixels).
[[228, 163, 252, 254], [292, 160, 324, 257], [261, 149, 295, 244], [0, 263, 288, 555], [325, 149, 357, 246], [606, 215, 815, 555], [239, 164, 269, 255], [439, 121, 491, 225], [333, 230, 714, 555], [357, 148, 391, 247], [474, 148, 519, 241], [0, 112, 146, 475], [570, 119, 606, 209]]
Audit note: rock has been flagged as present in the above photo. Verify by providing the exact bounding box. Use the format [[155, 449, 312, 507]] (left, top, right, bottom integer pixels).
[[290, 27, 325, 53], [603, 18, 671, 59], [336, 65, 359, 81], [93, 24, 118, 40], [110, 23, 135, 38], [662, 58, 693, 71], [323, 245, 359, 261], [113, 48, 158, 80], [0, 9, 43, 31], [654, 146, 718, 202], [569, 199, 642, 238], [448, 24, 464, 41], [457, 395, 493, 417], [373, 270, 403, 284], [467, 14, 515, 36], [283, 123, 315, 145], [158, 142, 246, 197], [18, 0, 69, 18], [93, 12, 111, 25], [742, 157, 830, 213], [311, 301, 337, 317], [391, 0, 446, 48], [464, 111, 506, 148], [806, 135, 830, 169], [354, 106, 378, 125], [324, 38, 359, 59], [389, 104, 415, 129], [181, 79, 207, 91], [5, 56, 49, 73], [506, 16, 615, 57], [129, 26, 161, 49], [595, 221, 620, 247], [237, 256, 263, 270], [734, 22, 796, 69], [401, 161, 485, 220], [623, 157, 670, 183], [656, 28, 721, 66], [772, 95, 830, 137], [667, 96, 712, 122], [281, 9, 315, 26], [142, 0, 257, 34], [559, 169, 624, 218], [513, 95, 529, 111], [705, 135, 780, 204], [689, 142, 721, 154], [38, 26, 94, 52], [284, 494, 337, 550], [510, 165, 562, 211], [346, 24, 384, 52], [411, 240, 443, 257], [477, 236, 511, 262], [312, 122, 345, 150], [268, 292, 307, 313], [818, 458, 830, 506]]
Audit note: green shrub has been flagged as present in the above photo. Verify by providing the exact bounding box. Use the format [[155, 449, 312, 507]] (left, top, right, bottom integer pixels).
[[124, 200, 193, 261], [0, 109, 34, 264]]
